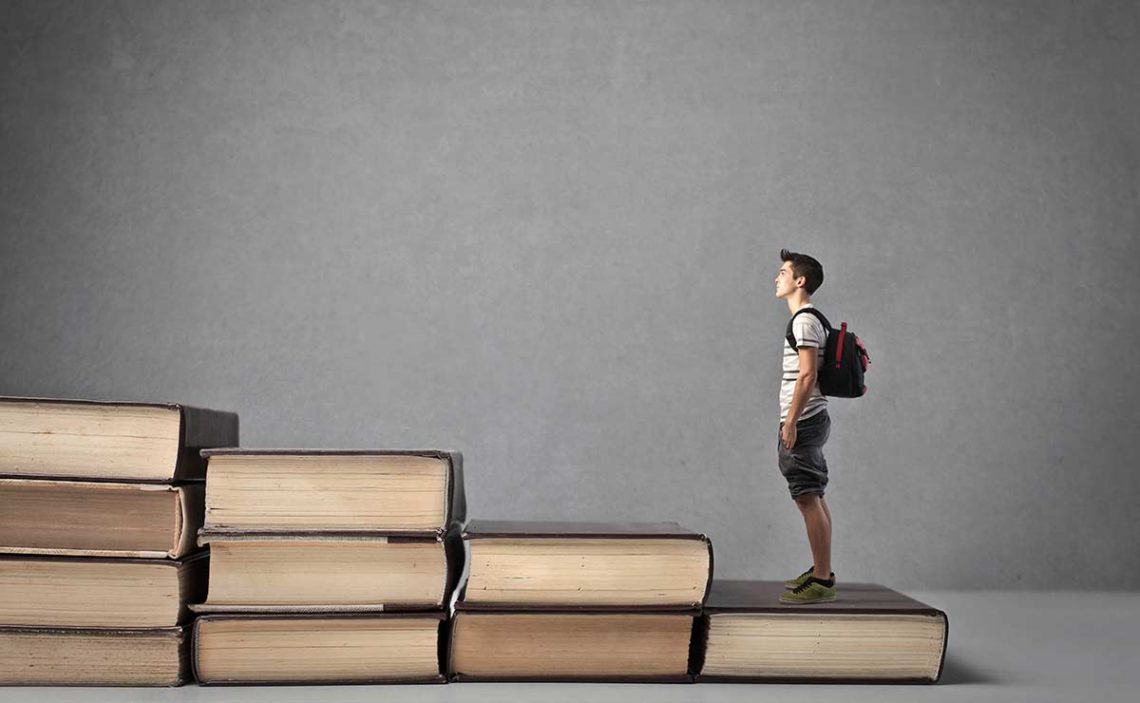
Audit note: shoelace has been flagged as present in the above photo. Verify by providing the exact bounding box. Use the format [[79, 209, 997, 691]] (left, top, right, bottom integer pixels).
[[792, 579, 815, 594], [792, 576, 833, 593]]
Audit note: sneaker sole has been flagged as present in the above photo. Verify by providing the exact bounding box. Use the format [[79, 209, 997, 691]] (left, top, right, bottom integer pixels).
[[779, 593, 838, 605]]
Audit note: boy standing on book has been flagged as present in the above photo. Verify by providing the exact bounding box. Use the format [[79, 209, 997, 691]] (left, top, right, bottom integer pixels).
[[774, 249, 837, 604]]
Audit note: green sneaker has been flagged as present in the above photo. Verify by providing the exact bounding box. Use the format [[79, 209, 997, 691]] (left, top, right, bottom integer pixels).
[[784, 566, 814, 589], [779, 576, 837, 605]]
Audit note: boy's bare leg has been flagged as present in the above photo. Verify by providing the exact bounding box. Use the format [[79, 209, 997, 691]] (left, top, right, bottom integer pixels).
[[821, 495, 833, 576], [794, 494, 832, 578]]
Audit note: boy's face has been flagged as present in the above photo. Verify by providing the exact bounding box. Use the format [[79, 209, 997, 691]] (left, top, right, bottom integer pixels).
[[775, 261, 801, 299]]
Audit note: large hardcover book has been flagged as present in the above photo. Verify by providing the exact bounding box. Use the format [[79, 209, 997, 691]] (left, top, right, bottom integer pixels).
[[0, 552, 208, 627], [193, 613, 447, 685], [0, 479, 204, 558], [192, 532, 462, 612], [199, 449, 464, 534], [694, 580, 948, 683], [0, 626, 189, 686], [448, 608, 697, 682], [0, 397, 238, 482], [458, 520, 713, 609]]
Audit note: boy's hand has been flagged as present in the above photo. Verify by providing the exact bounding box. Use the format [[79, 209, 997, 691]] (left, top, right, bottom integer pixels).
[[781, 422, 797, 450]]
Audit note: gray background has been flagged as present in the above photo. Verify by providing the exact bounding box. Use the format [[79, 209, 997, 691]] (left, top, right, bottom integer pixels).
[[1, 0, 1137, 590]]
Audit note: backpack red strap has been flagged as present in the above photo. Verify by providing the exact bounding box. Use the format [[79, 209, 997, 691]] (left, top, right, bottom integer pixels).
[[835, 322, 847, 369]]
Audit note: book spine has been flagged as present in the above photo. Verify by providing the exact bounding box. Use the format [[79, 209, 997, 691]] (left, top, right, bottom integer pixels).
[[442, 528, 465, 608], [437, 617, 451, 681], [176, 625, 191, 686], [446, 452, 467, 530], [172, 483, 205, 558], [175, 407, 238, 481], [178, 554, 211, 625], [935, 609, 949, 683], [687, 613, 709, 677], [190, 618, 204, 685], [701, 536, 715, 607]]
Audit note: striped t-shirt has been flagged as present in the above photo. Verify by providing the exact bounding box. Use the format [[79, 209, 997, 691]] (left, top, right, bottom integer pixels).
[[780, 304, 828, 422]]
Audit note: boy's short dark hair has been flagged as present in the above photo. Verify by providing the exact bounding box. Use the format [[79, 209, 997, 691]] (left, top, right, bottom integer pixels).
[[780, 249, 824, 294]]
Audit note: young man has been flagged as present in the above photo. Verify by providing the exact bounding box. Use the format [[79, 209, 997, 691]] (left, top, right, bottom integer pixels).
[[774, 249, 837, 604]]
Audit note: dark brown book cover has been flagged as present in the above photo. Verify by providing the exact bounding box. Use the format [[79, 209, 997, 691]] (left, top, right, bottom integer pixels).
[[192, 612, 448, 685], [177, 404, 240, 482], [199, 449, 465, 533], [693, 580, 949, 684], [447, 609, 698, 683], [0, 626, 190, 686], [0, 396, 238, 482], [457, 520, 714, 610]]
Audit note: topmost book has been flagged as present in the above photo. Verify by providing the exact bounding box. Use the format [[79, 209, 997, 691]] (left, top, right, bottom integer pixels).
[[0, 397, 239, 482]]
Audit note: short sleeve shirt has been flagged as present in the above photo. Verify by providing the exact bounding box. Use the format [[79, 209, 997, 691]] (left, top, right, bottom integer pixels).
[[780, 305, 828, 422]]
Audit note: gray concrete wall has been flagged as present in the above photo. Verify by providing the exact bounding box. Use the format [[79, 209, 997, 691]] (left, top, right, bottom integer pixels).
[[2, 0, 1137, 589]]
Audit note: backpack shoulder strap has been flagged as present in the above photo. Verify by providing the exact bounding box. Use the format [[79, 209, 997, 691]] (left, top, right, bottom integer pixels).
[[785, 307, 831, 350]]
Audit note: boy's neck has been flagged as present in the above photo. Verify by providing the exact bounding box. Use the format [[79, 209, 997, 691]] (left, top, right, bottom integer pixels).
[[786, 291, 812, 315]]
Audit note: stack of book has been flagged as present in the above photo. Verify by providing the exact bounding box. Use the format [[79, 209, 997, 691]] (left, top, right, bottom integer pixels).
[[189, 449, 465, 684], [448, 521, 713, 682], [0, 397, 238, 686]]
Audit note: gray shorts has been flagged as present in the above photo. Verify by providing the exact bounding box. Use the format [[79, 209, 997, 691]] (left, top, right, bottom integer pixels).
[[778, 410, 830, 499]]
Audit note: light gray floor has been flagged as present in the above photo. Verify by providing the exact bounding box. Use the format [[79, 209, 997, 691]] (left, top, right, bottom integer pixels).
[[4, 591, 1138, 703]]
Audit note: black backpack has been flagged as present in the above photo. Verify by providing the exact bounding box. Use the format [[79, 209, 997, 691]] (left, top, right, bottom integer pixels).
[[785, 307, 870, 398]]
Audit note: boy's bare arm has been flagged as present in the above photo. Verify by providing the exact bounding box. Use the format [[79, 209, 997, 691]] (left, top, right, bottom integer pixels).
[[785, 346, 819, 426]]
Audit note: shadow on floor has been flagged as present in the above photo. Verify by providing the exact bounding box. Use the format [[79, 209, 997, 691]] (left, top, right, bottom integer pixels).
[[939, 654, 997, 685]]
